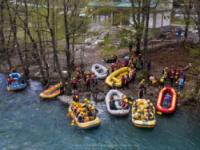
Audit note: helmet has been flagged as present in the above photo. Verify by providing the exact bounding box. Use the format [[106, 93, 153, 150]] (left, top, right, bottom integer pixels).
[[124, 99, 128, 103], [83, 98, 89, 103]]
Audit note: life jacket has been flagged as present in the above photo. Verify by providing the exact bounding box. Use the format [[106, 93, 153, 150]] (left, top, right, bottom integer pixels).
[[179, 78, 185, 86], [169, 70, 175, 79]]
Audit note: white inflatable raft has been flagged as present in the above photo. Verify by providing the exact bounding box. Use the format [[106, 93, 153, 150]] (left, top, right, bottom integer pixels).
[[91, 64, 108, 79], [105, 89, 130, 116]]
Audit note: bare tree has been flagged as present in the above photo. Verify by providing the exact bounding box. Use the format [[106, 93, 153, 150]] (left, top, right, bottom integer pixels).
[[130, 0, 146, 53], [0, 0, 5, 56], [46, 0, 65, 89], [6, 1, 27, 75], [193, 0, 200, 43], [182, 0, 193, 40]]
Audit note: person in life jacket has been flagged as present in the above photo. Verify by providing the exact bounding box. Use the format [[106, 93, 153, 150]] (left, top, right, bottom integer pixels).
[[163, 93, 172, 108], [76, 70, 82, 81], [180, 71, 186, 81], [125, 74, 130, 88], [111, 63, 116, 72], [121, 75, 126, 89], [174, 69, 180, 83], [121, 95, 129, 109], [7, 76, 13, 86], [139, 79, 146, 92], [178, 77, 185, 91], [85, 74, 91, 91], [73, 94, 80, 102], [91, 73, 98, 86], [129, 67, 136, 82], [71, 77, 78, 90], [77, 112, 84, 123], [110, 95, 117, 110], [169, 67, 175, 86], [149, 75, 158, 86]]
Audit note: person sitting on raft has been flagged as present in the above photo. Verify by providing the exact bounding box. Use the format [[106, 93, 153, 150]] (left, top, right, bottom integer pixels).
[[87, 104, 97, 119], [7, 76, 15, 86], [73, 94, 80, 102], [77, 112, 84, 123], [110, 96, 117, 110], [163, 93, 172, 107], [121, 95, 129, 109]]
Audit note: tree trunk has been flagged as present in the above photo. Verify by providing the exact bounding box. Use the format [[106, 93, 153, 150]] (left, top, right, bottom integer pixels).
[[63, 0, 73, 95], [184, 20, 189, 40], [23, 0, 30, 78], [46, 0, 65, 91], [183, 0, 192, 41], [131, 0, 146, 53], [36, 0, 49, 84], [5, 29, 12, 70], [0, 0, 5, 55], [7, 2, 26, 74], [143, 0, 150, 66]]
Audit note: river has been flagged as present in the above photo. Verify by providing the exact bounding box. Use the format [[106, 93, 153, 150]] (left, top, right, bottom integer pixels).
[[0, 74, 200, 150]]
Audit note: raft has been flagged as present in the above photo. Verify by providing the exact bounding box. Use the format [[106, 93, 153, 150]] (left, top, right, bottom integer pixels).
[[132, 99, 156, 128], [156, 87, 177, 114], [91, 63, 108, 79], [68, 106, 101, 129], [105, 89, 130, 116], [40, 83, 62, 99], [105, 67, 132, 87], [9, 72, 21, 80], [7, 82, 27, 91], [7, 72, 27, 91]]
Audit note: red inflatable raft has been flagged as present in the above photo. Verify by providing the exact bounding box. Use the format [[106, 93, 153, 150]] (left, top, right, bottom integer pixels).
[[156, 87, 177, 114]]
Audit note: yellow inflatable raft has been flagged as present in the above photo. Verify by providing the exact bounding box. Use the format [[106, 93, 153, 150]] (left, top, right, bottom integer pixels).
[[68, 106, 101, 129], [40, 83, 62, 99], [105, 67, 131, 87], [132, 99, 156, 128]]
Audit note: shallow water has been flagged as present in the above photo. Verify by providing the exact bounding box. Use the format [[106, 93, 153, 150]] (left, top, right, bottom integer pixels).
[[0, 74, 200, 150]]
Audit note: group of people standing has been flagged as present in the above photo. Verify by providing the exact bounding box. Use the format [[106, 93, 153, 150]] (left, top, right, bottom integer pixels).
[[70, 66, 98, 92], [160, 66, 186, 90]]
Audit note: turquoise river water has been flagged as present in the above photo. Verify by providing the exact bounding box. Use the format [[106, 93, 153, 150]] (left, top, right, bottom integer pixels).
[[0, 74, 200, 150]]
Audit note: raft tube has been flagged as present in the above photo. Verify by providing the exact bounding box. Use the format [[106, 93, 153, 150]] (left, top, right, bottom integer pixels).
[[105, 67, 132, 87], [105, 89, 130, 116], [9, 72, 21, 80], [132, 99, 156, 128], [40, 83, 62, 99], [7, 82, 27, 91], [68, 106, 101, 129], [156, 87, 177, 114], [91, 63, 108, 79]]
